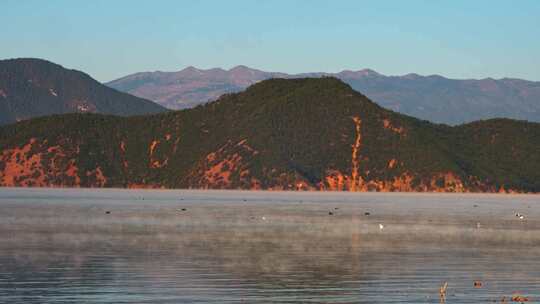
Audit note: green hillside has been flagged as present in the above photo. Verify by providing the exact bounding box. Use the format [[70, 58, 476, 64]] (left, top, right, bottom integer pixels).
[[1, 77, 539, 192]]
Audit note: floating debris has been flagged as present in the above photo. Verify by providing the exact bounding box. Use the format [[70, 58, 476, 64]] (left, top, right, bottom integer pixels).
[[439, 282, 448, 303], [261, 216, 266, 221], [364, 212, 370, 216], [328, 211, 334, 216], [473, 281, 482, 288], [105, 211, 111, 214]]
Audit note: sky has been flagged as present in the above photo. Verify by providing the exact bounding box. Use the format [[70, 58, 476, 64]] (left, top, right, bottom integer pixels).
[[1, 0, 539, 82]]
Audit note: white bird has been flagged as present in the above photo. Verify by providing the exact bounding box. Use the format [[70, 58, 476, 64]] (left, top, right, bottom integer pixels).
[[379, 223, 385, 230], [261, 216, 266, 221], [515, 212, 525, 220]]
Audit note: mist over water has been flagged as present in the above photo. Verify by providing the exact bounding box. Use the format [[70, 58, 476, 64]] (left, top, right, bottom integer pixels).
[[1, 188, 539, 303]]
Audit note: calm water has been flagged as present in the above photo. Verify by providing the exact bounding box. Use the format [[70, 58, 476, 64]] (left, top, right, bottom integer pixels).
[[0, 188, 539, 303]]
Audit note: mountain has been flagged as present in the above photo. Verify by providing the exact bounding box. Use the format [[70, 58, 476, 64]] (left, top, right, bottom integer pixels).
[[2, 78, 539, 192], [107, 65, 288, 109], [0, 58, 167, 125], [107, 66, 540, 125]]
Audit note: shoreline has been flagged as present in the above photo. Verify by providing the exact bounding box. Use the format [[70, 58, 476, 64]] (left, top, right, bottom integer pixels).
[[1, 186, 539, 197]]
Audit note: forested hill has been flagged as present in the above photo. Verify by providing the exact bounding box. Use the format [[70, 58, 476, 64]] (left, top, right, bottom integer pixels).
[[0, 58, 167, 125], [1, 77, 539, 192]]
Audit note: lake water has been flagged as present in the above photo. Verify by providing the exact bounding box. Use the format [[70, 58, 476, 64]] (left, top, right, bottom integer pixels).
[[0, 188, 539, 303]]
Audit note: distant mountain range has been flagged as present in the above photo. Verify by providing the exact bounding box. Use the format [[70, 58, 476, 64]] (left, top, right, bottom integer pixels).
[[107, 66, 540, 125], [0, 58, 167, 125], [2, 78, 539, 192]]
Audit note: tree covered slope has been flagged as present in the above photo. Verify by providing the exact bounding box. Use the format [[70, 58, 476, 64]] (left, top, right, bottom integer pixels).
[[1, 78, 539, 192]]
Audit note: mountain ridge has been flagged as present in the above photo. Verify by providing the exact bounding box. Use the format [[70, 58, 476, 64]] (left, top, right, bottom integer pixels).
[[107, 65, 540, 125], [2, 77, 539, 192]]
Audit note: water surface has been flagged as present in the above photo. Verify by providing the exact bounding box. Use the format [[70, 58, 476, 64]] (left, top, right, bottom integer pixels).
[[0, 188, 539, 303]]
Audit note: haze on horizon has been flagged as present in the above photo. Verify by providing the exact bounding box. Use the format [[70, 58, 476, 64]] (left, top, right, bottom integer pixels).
[[1, 0, 539, 82]]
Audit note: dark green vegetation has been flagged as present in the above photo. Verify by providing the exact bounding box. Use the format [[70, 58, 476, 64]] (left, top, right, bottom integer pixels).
[[0, 58, 166, 125], [1, 77, 539, 192]]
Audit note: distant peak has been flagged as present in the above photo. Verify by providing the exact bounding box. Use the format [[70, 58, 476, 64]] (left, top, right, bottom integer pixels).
[[357, 68, 380, 76], [338, 68, 381, 78], [402, 73, 422, 79], [181, 66, 201, 72], [229, 65, 254, 72], [207, 67, 227, 73], [426, 74, 446, 80]]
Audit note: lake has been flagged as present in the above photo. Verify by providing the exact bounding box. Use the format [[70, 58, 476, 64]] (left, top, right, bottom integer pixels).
[[0, 188, 539, 303]]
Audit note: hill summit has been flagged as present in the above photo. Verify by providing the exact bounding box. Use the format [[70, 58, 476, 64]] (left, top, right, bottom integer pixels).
[[1, 77, 539, 192], [0, 58, 166, 125]]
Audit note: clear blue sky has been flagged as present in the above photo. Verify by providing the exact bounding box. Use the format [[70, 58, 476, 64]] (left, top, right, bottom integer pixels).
[[2, 0, 539, 82]]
